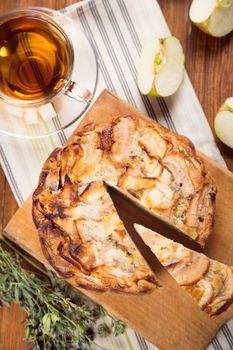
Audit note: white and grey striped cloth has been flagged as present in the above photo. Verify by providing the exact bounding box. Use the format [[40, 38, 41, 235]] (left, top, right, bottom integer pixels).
[[0, 0, 233, 349]]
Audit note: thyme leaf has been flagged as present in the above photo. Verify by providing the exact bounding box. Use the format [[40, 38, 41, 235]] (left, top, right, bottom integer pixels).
[[0, 246, 125, 349]]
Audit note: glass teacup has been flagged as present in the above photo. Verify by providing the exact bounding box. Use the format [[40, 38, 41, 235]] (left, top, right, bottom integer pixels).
[[0, 7, 98, 138]]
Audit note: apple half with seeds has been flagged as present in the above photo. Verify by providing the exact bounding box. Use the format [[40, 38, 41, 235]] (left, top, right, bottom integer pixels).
[[137, 36, 185, 97], [214, 98, 233, 148], [189, 0, 233, 37]]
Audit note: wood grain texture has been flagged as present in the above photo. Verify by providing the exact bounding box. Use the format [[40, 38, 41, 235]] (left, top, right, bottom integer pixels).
[[0, 303, 28, 350], [4, 90, 233, 350], [0, 167, 27, 350], [0, 1, 232, 349], [158, 0, 233, 170]]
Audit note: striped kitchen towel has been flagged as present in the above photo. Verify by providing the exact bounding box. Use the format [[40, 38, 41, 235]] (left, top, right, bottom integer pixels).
[[0, 0, 232, 349]]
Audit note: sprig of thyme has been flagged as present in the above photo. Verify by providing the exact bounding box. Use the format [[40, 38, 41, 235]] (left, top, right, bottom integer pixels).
[[0, 245, 125, 349], [97, 307, 126, 338]]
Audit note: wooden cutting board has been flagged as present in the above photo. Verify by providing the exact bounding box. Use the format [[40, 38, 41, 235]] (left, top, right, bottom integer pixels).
[[3, 90, 233, 350]]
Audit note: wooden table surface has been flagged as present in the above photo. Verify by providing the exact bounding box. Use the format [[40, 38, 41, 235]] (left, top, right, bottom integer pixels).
[[0, 1, 232, 349]]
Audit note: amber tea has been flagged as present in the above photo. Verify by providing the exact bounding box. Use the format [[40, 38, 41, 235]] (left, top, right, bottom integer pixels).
[[0, 15, 73, 102]]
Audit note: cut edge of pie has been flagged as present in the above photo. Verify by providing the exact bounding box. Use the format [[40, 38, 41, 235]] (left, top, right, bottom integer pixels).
[[134, 224, 233, 316]]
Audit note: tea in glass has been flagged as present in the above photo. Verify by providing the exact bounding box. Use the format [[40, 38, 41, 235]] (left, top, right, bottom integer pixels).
[[0, 15, 73, 102]]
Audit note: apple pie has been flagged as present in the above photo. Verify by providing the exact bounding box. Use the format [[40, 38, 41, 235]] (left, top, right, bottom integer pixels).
[[33, 114, 216, 294]]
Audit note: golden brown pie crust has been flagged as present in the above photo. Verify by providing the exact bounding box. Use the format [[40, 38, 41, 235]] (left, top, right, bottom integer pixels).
[[33, 115, 216, 292]]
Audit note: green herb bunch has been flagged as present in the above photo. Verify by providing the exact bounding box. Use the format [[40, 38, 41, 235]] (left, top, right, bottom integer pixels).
[[0, 246, 125, 349]]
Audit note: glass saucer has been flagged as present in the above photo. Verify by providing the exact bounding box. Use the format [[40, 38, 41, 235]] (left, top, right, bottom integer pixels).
[[0, 8, 98, 139]]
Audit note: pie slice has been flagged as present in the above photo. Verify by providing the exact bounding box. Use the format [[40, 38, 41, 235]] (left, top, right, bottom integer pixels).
[[32, 146, 156, 293], [135, 224, 233, 315]]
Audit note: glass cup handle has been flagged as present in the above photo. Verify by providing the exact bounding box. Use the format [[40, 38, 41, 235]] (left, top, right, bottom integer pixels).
[[65, 81, 92, 104]]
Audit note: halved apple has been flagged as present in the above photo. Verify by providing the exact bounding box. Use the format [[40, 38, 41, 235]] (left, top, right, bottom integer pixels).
[[189, 0, 233, 37], [214, 98, 233, 148], [137, 36, 185, 97]]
